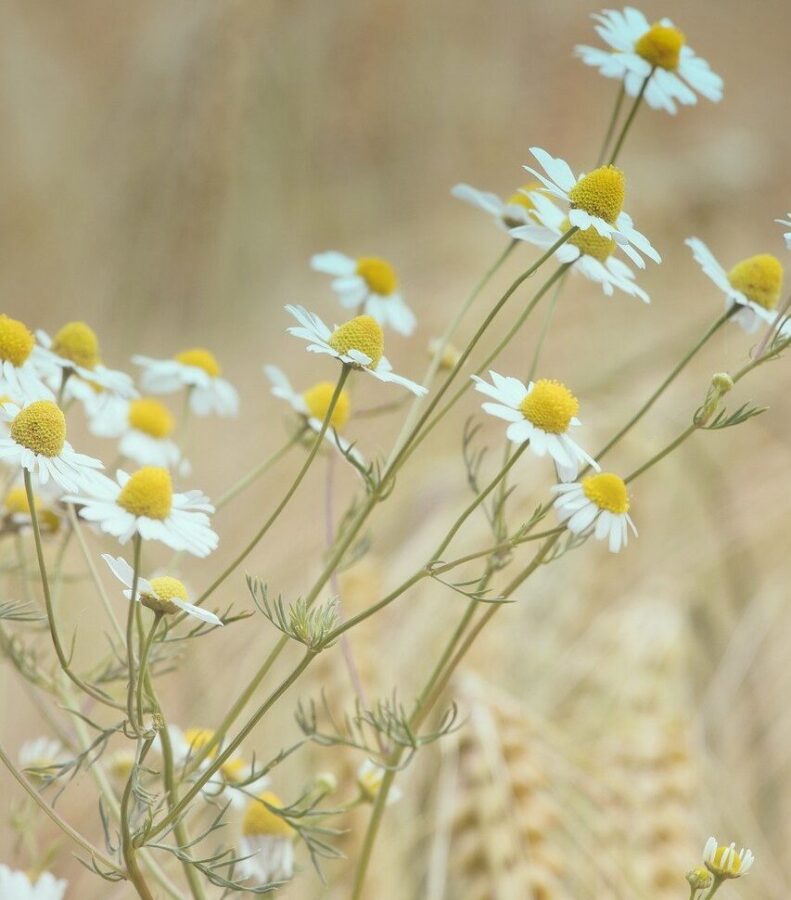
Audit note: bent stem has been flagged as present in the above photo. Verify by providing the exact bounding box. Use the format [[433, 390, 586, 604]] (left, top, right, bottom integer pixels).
[[121, 739, 156, 900]]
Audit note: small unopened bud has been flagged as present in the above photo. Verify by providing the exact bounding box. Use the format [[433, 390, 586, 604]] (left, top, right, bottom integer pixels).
[[711, 372, 734, 393], [428, 338, 461, 371], [313, 771, 337, 796], [686, 867, 713, 890], [694, 372, 735, 426]]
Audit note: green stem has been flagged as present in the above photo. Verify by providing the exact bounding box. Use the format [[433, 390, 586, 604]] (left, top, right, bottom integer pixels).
[[215, 429, 304, 510], [55, 369, 72, 406], [597, 82, 626, 166], [121, 740, 156, 900], [135, 611, 162, 728], [608, 69, 654, 164], [701, 877, 723, 899], [126, 534, 143, 732]]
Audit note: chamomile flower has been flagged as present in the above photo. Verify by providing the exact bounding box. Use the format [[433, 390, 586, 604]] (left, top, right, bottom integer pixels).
[[67, 467, 218, 557], [264, 365, 364, 465], [34, 322, 136, 398], [285, 306, 427, 396], [510, 192, 650, 301], [777, 213, 791, 250], [65, 376, 131, 436], [575, 8, 723, 114], [132, 348, 239, 417], [451, 181, 541, 230], [552, 473, 637, 553], [472, 372, 598, 482], [3, 482, 62, 534], [686, 238, 784, 333], [87, 395, 183, 469], [0, 400, 104, 492], [237, 791, 296, 885], [19, 738, 67, 782], [703, 836, 754, 880], [523, 148, 660, 262], [0, 866, 67, 900], [310, 252, 416, 336], [357, 759, 402, 805], [0, 314, 53, 403]]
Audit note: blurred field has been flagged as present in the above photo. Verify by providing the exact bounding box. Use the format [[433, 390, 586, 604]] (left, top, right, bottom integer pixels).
[[1, 0, 790, 897]]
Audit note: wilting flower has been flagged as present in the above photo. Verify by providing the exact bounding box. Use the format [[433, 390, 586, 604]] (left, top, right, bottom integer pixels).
[[264, 365, 364, 465], [102, 555, 222, 625], [575, 7, 723, 114], [286, 306, 427, 396], [524, 148, 660, 262], [686, 238, 784, 333], [237, 791, 296, 885], [473, 371, 598, 481], [0, 866, 67, 900], [0, 400, 103, 492], [451, 182, 541, 230], [133, 348, 239, 417], [703, 836, 754, 880], [66, 467, 218, 556], [552, 472, 637, 553], [311, 252, 416, 336], [511, 191, 650, 301]]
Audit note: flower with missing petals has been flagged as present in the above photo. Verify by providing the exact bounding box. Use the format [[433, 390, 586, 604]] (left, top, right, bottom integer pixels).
[[703, 836, 754, 880], [576, 8, 723, 114], [473, 371, 598, 481], [286, 306, 427, 396], [133, 348, 239, 417], [524, 148, 660, 263], [451, 181, 542, 230], [686, 238, 784, 333], [552, 473, 637, 553]]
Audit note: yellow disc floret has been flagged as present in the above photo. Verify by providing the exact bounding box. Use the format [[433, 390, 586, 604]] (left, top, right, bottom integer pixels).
[[727, 254, 783, 310], [175, 348, 221, 378], [568, 165, 625, 225], [0, 314, 35, 366], [582, 473, 630, 514], [51, 321, 100, 370], [520, 380, 579, 434], [328, 315, 384, 368], [10, 401, 66, 457], [502, 181, 542, 226], [566, 221, 616, 262], [220, 757, 247, 783], [356, 257, 398, 296], [143, 575, 187, 614], [706, 844, 744, 878], [183, 728, 216, 755], [635, 23, 685, 71], [243, 791, 295, 838], [302, 383, 351, 429], [128, 398, 175, 439], [117, 467, 173, 519]]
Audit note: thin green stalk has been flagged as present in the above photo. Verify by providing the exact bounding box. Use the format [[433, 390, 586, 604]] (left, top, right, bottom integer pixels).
[[135, 611, 162, 728], [215, 428, 304, 510], [55, 369, 72, 406], [597, 82, 626, 166], [608, 69, 654, 164], [701, 877, 723, 899], [23, 471, 123, 710], [121, 739, 156, 900], [126, 535, 143, 732], [194, 365, 350, 607]]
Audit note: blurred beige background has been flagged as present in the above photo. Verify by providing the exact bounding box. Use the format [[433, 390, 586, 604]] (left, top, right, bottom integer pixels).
[[1, 1, 790, 897]]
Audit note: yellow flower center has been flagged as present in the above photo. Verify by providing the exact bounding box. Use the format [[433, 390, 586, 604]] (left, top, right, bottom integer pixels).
[[301, 382, 351, 429], [117, 467, 173, 519], [565, 219, 616, 262], [10, 401, 66, 457], [128, 398, 175, 439], [328, 315, 384, 368], [519, 380, 579, 434], [635, 23, 685, 71], [51, 321, 100, 370], [582, 473, 629, 514], [0, 314, 35, 366], [242, 791, 295, 838], [502, 181, 542, 226], [727, 254, 783, 310], [142, 575, 188, 614], [568, 165, 625, 225], [356, 257, 398, 296], [221, 757, 247, 783], [183, 728, 216, 755], [4, 486, 60, 532], [175, 347, 221, 378], [708, 845, 742, 877]]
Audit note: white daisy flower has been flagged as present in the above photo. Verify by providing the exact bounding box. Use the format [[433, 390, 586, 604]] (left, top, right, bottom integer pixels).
[[285, 306, 428, 396], [575, 8, 723, 114], [102, 554, 222, 625], [357, 759, 402, 805], [264, 365, 364, 466], [552, 473, 637, 553], [510, 191, 650, 302], [66, 467, 218, 557], [132, 348, 239, 417], [523, 147, 660, 263], [472, 371, 599, 482], [0, 865, 67, 900], [86, 395, 183, 470], [686, 238, 784, 334], [777, 213, 791, 250], [0, 399, 104, 493], [237, 791, 296, 886], [0, 314, 54, 403], [34, 322, 136, 398], [451, 181, 541, 230], [703, 836, 754, 880], [310, 251, 416, 336], [19, 737, 67, 781]]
